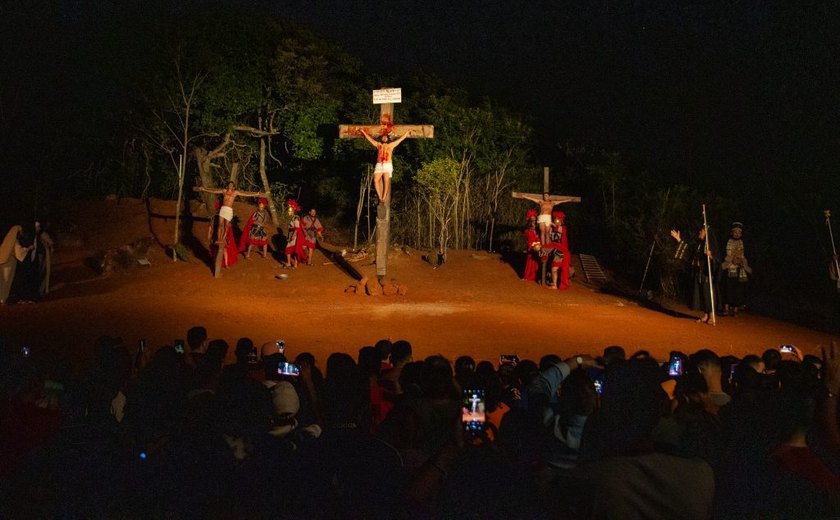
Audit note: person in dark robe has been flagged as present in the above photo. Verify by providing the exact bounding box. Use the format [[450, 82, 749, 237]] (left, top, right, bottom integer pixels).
[[671, 227, 719, 324], [7, 225, 40, 304]]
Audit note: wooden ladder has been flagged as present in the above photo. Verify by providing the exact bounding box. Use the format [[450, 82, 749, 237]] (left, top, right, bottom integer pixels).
[[579, 253, 607, 283]]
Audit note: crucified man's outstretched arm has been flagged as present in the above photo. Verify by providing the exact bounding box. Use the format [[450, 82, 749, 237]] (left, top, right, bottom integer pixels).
[[359, 128, 380, 147], [232, 189, 267, 198], [514, 193, 546, 205], [513, 194, 569, 245], [194, 186, 267, 198], [514, 193, 578, 205]]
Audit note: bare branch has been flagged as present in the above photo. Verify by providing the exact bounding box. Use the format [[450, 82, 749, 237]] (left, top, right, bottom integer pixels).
[[232, 125, 281, 137], [206, 133, 233, 160]]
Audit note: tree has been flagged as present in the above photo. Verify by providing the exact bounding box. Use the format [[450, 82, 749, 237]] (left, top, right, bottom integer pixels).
[[132, 10, 362, 230], [402, 88, 535, 251], [415, 158, 460, 265]]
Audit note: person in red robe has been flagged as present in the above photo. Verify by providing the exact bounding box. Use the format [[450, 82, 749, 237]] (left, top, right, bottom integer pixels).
[[522, 209, 540, 282], [300, 207, 324, 266], [283, 200, 306, 269], [239, 198, 270, 258], [545, 210, 571, 290]]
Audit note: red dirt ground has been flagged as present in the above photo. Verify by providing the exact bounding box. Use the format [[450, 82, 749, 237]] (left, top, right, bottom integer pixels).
[[2, 198, 834, 366]]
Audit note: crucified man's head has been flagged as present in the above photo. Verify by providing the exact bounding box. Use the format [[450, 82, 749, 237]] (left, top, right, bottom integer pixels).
[[226, 181, 235, 191]]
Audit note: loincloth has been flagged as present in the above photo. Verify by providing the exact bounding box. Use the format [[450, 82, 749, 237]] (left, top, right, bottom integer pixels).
[[374, 162, 394, 178]]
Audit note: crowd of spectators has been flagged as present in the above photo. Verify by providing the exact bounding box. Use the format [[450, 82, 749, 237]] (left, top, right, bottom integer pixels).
[[2, 330, 840, 519]]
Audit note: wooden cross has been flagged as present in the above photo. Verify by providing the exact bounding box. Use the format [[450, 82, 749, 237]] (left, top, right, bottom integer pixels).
[[513, 166, 580, 247], [512, 167, 581, 205], [339, 88, 434, 280], [339, 88, 434, 141]]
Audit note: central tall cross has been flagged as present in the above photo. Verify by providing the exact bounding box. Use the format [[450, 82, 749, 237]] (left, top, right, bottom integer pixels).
[[339, 88, 434, 280]]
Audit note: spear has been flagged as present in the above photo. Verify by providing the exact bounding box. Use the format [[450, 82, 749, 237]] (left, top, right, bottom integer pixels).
[[825, 210, 840, 291], [702, 204, 716, 326]]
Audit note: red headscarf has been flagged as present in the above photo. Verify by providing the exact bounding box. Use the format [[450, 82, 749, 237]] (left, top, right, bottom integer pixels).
[[286, 199, 301, 212]]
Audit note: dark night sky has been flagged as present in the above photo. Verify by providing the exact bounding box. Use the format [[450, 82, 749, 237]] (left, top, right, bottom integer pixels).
[[278, 1, 840, 187], [2, 1, 839, 200]]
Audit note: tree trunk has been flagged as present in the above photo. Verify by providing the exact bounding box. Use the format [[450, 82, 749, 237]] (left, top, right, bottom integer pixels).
[[354, 170, 366, 251], [229, 162, 241, 184], [192, 133, 232, 215], [258, 131, 280, 227], [489, 217, 496, 253], [173, 154, 185, 260], [193, 147, 217, 215]]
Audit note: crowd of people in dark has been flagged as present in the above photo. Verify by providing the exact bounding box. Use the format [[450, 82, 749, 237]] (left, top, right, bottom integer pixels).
[[2, 330, 839, 519]]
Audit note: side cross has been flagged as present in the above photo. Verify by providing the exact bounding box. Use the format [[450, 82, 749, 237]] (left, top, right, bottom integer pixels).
[[513, 167, 581, 245]]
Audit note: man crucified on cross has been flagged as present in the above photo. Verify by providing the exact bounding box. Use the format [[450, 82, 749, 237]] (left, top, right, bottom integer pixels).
[[359, 128, 413, 204], [514, 193, 579, 245], [194, 181, 267, 245]]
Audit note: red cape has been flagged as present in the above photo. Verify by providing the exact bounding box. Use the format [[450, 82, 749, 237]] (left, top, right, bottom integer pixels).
[[238, 211, 268, 252], [210, 225, 238, 268], [523, 228, 540, 282], [285, 221, 307, 261]]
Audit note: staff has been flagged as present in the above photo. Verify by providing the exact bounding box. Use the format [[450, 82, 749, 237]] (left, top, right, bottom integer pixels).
[[702, 204, 716, 326], [825, 210, 840, 291]]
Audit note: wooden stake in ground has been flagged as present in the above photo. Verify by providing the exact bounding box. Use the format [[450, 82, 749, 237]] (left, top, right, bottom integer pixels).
[[193, 183, 267, 278], [512, 166, 581, 245], [339, 88, 433, 281]]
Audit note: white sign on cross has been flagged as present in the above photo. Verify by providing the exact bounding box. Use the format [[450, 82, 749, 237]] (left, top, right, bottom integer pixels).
[[372, 88, 401, 104]]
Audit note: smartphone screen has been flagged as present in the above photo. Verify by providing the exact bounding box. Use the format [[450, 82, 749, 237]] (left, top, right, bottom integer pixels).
[[499, 355, 519, 366], [462, 388, 486, 432], [593, 376, 603, 395], [174, 339, 185, 354], [668, 355, 683, 377], [729, 363, 739, 384], [779, 344, 802, 360], [278, 362, 300, 377]]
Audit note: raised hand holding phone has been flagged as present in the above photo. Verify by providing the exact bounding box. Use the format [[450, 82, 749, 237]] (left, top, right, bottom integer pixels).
[[461, 388, 486, 434]]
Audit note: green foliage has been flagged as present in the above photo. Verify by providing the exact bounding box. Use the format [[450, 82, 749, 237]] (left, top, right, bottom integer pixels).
[[270, 181, 300, 214], [111, 7, 368, 228], [414, 157, 461, 254], [415, 158, 459, 195], [394, 82, 537, 250]]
